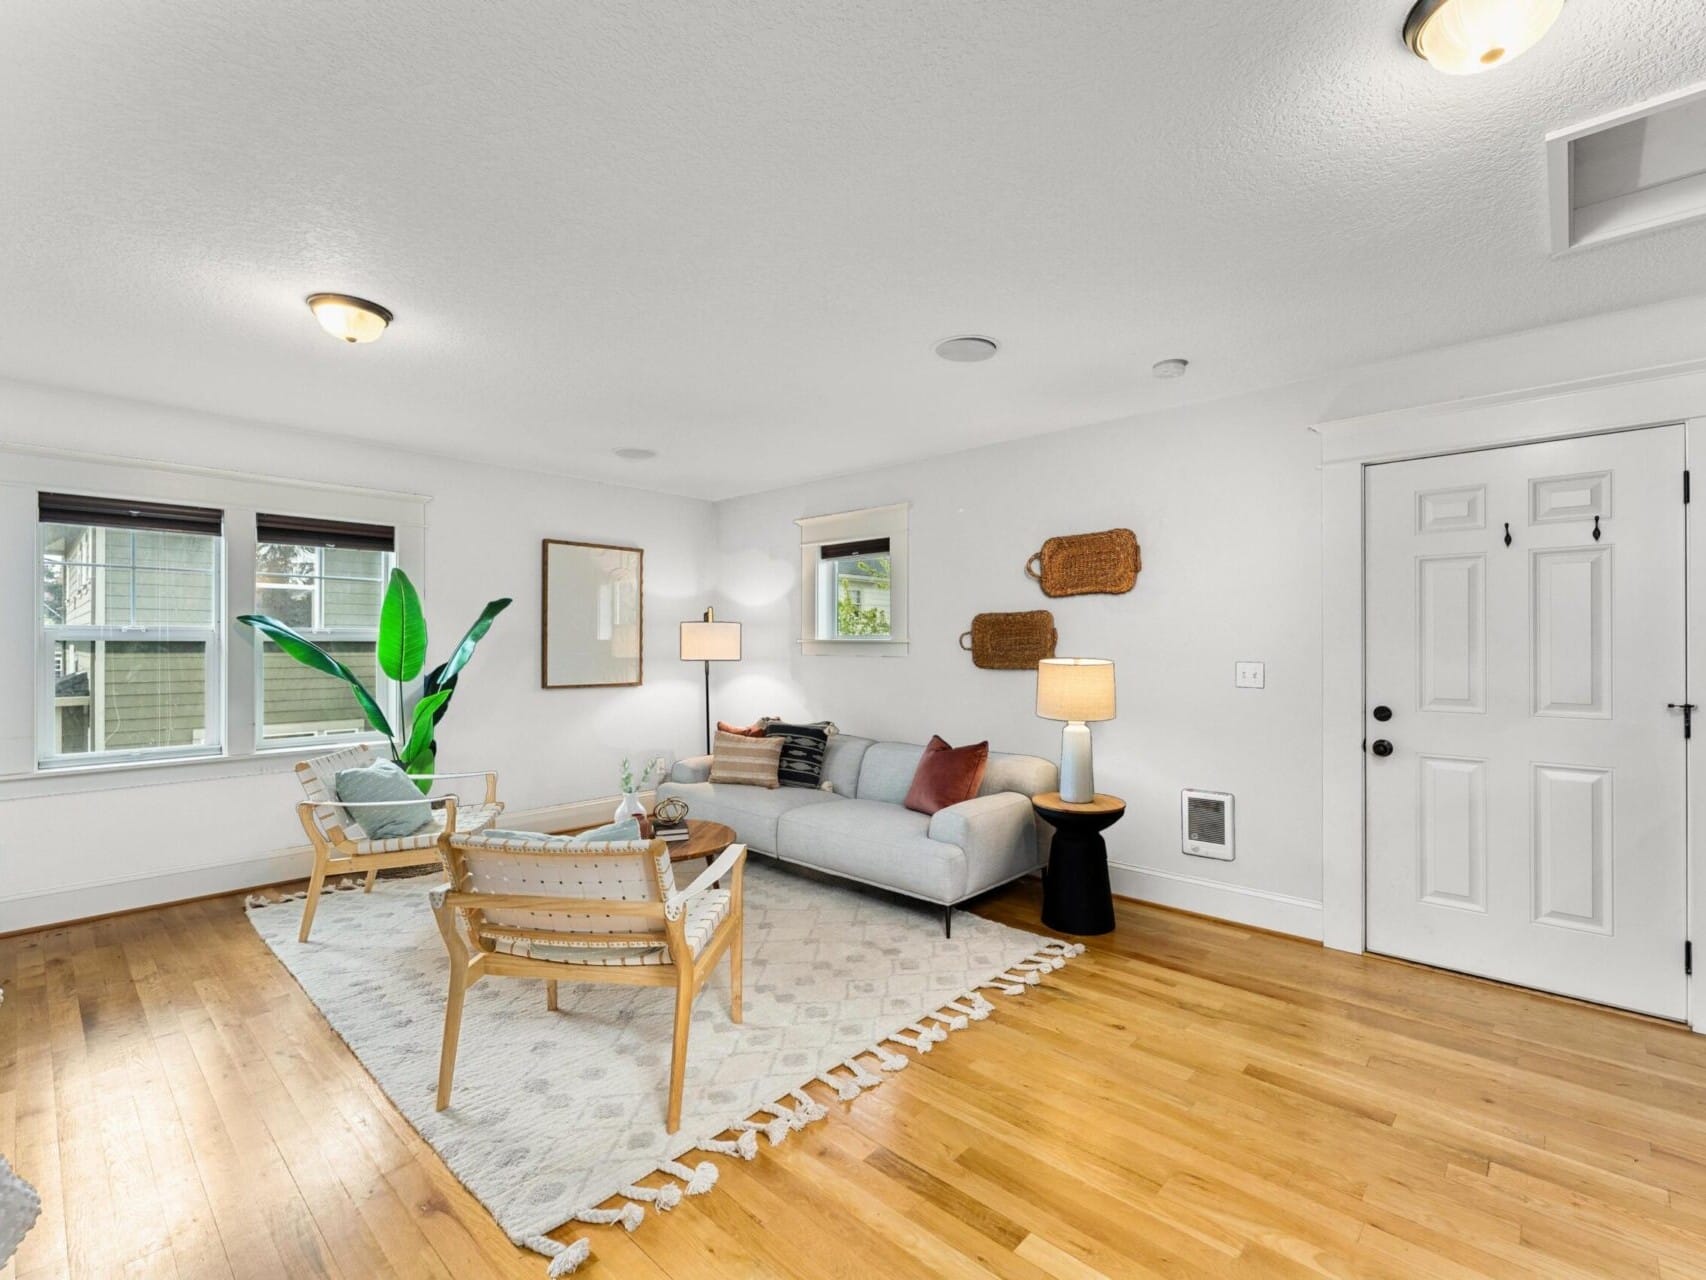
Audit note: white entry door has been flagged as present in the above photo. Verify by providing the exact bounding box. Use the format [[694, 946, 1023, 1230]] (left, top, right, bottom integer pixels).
[[1365, 426, 1689, 1019]]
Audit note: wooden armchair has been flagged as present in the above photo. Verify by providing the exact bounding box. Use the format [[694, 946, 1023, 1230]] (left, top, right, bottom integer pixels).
[[294, 743, 504, 943], [432, 829, 746, 1133]]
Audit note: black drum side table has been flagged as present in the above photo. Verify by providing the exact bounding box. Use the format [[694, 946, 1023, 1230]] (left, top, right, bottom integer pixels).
[[1033, 791, 1125, 936]]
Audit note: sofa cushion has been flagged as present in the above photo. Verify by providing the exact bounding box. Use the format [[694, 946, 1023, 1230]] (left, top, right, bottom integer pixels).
[[778, 799, 968, 904], [763, 721, 830, 789], [820, 735, 874, 796], [854, 742, 927, 804], [904, 735, 990, 815], [709, 730, 782, 788], [654, 780, 840, 853]]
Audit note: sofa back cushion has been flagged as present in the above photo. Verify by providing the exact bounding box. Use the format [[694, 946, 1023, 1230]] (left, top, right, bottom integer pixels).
[[820, 734, 874, 796], [857, 739, 1057, 804]]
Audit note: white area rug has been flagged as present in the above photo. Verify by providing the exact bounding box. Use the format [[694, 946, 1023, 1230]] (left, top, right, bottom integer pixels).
[[249, 859, 1080, 1275]]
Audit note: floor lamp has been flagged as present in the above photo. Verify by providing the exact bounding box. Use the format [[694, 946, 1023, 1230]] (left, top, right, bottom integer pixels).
[[679, 607, 742, 754]]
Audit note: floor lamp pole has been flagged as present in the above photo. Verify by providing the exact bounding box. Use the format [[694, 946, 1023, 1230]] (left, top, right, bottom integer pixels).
[[703, 659, 712, 755]]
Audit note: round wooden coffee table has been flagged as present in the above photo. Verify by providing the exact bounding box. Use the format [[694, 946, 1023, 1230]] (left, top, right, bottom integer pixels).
[[663, 819, 737, 865]]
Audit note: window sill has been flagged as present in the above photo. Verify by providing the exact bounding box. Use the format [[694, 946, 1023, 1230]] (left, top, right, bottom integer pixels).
[[0, 739, 385, 799], [800, 638, 910, 658]]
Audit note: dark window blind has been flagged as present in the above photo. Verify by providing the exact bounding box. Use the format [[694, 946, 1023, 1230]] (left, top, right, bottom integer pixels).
[[255, 513, 395, 552], [820, 537, 890, 560], [38, 492, 223, 537]]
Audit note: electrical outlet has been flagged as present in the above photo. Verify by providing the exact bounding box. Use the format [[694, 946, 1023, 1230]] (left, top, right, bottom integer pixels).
[[1235, 661, 1265, 689]]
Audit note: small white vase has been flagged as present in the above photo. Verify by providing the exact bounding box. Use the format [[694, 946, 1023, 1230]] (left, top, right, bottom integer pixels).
[[614, 791, 646, 823]]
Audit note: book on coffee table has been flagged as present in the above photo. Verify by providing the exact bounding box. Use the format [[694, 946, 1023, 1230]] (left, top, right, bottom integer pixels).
[[653, 820, 690, 843]]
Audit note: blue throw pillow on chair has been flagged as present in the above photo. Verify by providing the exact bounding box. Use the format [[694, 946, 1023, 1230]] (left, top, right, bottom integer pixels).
[[334, 759, 433, 839]]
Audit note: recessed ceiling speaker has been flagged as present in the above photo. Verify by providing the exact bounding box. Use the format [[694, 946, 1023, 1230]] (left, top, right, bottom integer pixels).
[[934, 335, 999, 362]]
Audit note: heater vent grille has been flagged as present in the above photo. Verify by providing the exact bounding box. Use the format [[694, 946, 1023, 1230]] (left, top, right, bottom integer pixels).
[[1181, 789, 1234, 861]]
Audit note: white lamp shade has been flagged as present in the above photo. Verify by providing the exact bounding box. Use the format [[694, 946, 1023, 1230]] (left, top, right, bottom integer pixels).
[[680, 620, 741, 661], [1036, 657, 1116, 723]]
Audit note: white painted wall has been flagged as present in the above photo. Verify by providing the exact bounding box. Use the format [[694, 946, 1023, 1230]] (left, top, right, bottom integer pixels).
[[0, 380, 715, 931], [713, 383, 1335, 938]]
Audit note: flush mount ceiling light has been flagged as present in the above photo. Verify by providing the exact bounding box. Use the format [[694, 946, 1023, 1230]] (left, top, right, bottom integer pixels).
[[1404, 0, 1563, 75], [1152, 357, 1190, 379], [306, 293, 393, 344], [613, 447, 657, 461], [934, 335, 999, 363]]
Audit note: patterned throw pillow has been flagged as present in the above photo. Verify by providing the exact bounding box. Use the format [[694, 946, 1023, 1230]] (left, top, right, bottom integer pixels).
[[763, 721, 831, 789], [709, 730, 783, 788]]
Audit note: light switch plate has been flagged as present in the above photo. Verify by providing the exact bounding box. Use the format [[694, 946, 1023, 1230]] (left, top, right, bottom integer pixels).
[[1235, 661, 1265, 689]]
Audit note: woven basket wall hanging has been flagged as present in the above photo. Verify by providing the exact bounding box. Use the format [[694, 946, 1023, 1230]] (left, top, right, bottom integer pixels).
[[958, 610, 1058, 670], [1024, 528, 1140, 597]]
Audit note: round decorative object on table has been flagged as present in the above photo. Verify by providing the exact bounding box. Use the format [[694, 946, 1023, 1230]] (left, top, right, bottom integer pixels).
[[1033, 791, 1125, 935]]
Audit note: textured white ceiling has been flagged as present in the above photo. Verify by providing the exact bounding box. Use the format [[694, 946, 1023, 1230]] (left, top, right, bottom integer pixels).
[[2, 1, 1704, 499]]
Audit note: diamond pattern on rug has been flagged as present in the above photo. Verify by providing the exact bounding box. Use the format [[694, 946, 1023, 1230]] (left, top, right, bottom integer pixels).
[[247, 857, 1059, 1255]]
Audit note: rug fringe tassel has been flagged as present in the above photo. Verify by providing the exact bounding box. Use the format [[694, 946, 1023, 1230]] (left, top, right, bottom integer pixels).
[[696, 1130, 760, 1160], [570, 1201, 645, 1231], [521, 1234, 591, 1277], [869, 1043, 909, 1071], [659, 1159, 719, 1194], [621, 1181, 682, 1212]]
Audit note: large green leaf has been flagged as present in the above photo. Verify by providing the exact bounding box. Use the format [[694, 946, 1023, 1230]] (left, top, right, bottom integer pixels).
[[400, 690, 453, 771], [378, 569, 428, 683], [238, 614, 394, 739], [402, 746, 435, 795], [425, 597, 513, 697]]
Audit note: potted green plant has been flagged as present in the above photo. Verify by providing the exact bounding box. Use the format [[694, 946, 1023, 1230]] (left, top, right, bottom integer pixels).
[[239, 569, 511, 791]]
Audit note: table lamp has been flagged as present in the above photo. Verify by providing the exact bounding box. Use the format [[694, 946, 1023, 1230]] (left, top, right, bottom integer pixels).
[[679, 607, 742, 754], [1036, 658, 1116, 803]]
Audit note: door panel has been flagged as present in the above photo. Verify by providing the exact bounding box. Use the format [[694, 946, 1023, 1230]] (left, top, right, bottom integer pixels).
[[1365, 426, 1687, 1019]]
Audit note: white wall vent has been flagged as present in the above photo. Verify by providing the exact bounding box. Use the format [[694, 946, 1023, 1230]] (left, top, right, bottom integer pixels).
[[1548, 82, 1706, 254], [1182, 789, 1234, 861]]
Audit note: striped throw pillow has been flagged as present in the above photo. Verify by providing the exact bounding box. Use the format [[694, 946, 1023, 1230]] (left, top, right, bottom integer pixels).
[[709, 730, 783, 788]]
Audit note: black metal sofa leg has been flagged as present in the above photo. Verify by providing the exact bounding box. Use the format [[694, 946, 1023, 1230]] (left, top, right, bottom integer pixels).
[[944, 903, 953, 938]]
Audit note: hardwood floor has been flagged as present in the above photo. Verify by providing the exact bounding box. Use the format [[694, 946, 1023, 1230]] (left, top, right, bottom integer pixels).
[[8, 877, 1706, 1278]]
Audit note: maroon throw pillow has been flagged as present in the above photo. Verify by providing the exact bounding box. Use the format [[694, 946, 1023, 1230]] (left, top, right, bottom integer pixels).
[[717, 720, 767, 738], [904, 735, 990, 815]]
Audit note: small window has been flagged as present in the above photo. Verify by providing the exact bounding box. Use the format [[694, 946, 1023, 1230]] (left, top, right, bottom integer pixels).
[[38, 493, 224, 765], [796, 504, 908, 655], [254, 515, 395, 746]]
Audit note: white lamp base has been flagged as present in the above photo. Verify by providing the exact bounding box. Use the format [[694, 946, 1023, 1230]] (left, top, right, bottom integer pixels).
[[1059, 721, 1095, 803]]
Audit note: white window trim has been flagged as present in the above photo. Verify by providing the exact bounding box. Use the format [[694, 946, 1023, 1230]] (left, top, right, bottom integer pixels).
[[0, 444, 428, 785], [795, 502, 909, 657]]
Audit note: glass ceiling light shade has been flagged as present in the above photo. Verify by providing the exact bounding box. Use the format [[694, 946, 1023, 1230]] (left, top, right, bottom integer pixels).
[[1404, 0, 1563, 74], [306, 293, 393, 343]]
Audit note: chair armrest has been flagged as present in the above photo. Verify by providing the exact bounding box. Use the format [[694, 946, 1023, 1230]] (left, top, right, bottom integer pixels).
[[668, 843, 746, 910], [407, 771, 500, 803], [320, 796, 456, 808], [928, 792, 1037, 853], [669, 756, 713, 784]]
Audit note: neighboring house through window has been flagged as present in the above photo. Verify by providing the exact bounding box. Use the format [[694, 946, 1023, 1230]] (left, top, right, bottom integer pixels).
[[38, 493, 224, 764]]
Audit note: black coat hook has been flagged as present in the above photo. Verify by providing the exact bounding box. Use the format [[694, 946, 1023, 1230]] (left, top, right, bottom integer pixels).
[[1592, 515, 1602, 542], [1504, 522, 1512, 547]]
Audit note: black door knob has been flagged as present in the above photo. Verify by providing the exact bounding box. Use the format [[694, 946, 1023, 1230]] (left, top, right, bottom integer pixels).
[[1372, 705, 1393, 722], [1371, 739, 1394, 757]]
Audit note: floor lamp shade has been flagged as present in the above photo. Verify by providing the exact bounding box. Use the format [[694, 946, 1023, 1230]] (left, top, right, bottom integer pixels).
[[679, 620, 741, 661], [1036, 658, 1115, 803]]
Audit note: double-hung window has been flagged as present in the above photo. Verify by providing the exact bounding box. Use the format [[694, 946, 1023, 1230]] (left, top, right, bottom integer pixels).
[[38, 493, 224, 765], [254, 514, 395, 746]]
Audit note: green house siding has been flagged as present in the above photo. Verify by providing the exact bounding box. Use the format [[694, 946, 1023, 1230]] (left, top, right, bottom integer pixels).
[[261, 642, 380, 738], [98, 641, 208, 750]]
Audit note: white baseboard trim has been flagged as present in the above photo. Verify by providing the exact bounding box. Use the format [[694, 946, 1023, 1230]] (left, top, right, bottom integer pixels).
[[0, 792, 649, 935], [1109, 862, 1324, 941]]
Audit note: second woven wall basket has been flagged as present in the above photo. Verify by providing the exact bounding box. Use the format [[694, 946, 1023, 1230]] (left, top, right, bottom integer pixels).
[[959, 610, 1057, 670], [1025, 527, 1141, 597]]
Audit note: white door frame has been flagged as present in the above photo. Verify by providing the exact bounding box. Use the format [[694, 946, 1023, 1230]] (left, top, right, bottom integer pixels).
[[1319, 360, 1706, 1031]]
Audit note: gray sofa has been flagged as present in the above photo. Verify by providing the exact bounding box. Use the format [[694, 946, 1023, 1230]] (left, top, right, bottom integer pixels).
[[657, 734, 1057, 935]]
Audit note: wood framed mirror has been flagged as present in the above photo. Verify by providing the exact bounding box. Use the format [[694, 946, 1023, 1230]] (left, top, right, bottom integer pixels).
[[541, 539, 643, 688]]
